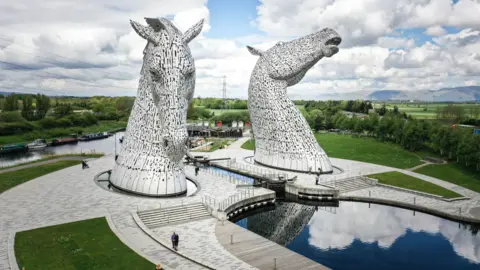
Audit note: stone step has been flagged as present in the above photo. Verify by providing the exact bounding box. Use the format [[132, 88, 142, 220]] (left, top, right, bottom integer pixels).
[[138, 203, 204, 215], [140, 208, 210, 222], [143, 213, 212, 228], [138, 204, 206, 218]]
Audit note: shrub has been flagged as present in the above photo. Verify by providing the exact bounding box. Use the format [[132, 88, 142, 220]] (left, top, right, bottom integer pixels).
[[57, 118, 73, 127], [38, 117, 60, 129], [0, 111, 26, 123], [0, 122, 33, 135]]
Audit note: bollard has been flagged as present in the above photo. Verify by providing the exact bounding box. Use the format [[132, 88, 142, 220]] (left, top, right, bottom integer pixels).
[[414, 197, 416, 204], [230, 234, 233, 244], [369, 190, 371, 197], [274, 258, 277, 269], [459, 207, 461, 215]]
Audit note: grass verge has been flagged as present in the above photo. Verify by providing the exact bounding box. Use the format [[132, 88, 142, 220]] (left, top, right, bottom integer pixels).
[[0, 160, 81, 193], [414, 163, 480, 193], [0, 153, 104, 170], [15, 217, 153, 270], [368, 171, 462, 198], [0, 120, 126, 145], [241, 133, 424, 169]]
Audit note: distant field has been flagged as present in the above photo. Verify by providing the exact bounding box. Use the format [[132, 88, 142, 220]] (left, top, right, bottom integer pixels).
[[374, 103, 480, 119], [209, 109, 248, 115]]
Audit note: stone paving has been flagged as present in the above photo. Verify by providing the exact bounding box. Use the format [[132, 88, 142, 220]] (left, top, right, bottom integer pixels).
[[1, 147, 480, 269], [0, 155, 265, 270], [151, 218, 256, 269]]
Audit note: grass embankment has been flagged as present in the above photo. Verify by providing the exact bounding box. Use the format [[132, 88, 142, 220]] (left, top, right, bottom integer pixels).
[[0, 153, 104, 170], [414, 164, 480, 193], [241, 133, 424, 169], [192, 139, 234, 152], [15, 217, 153, 270], [0, 120, 127, 145], [368, 171, 462, 198], [0, 160, 81, 193]]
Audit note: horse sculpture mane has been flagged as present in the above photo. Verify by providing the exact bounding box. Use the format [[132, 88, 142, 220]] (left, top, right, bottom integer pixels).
[[110, 17, 203, 196]]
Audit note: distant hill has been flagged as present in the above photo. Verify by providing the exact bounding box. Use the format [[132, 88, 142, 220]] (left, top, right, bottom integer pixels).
[[309, 86, 480, 102]]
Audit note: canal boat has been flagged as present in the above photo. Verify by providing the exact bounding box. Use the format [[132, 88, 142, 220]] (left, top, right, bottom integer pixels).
[[79, 132, 110, 142], [0, 144, 28, 155], [27, 139, 48, 151], [51, 137, 78, 146]]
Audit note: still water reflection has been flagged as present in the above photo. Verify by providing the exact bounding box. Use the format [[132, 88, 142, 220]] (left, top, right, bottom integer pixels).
[[236, 201, 480, 270], [0, 132, 124, 167]]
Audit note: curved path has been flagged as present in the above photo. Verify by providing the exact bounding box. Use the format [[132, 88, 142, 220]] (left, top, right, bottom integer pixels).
[[1, 147, 480, 269]]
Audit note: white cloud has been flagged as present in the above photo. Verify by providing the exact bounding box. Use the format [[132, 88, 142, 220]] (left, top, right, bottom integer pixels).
[[425, 25, 447, 36], [0, 0, 479, 98]]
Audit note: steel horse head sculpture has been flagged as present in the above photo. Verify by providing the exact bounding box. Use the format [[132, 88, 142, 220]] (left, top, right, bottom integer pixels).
[[247, 28, 342, 174], [111, 17, 203, 196]]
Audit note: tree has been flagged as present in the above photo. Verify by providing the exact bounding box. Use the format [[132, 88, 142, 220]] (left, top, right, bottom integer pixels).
[[35, 94, 51, 119], [393, 105, 399, 115], [4, 94, 19, 111], [375, 103, 388, 116], [54, 103, 73, 118], [21, 96, 35, 120]]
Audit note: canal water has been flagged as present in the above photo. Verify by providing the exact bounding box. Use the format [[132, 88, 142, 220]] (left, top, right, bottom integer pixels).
[[236, 201, 480, 270], [0, 132, 125, 167]]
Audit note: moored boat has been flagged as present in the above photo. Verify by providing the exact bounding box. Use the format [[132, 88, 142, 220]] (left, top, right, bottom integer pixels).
[[51, 137, 78, 146], [79, 132, 110, 142], [27, 139, 48, 151], [0, 144, 28, 155]]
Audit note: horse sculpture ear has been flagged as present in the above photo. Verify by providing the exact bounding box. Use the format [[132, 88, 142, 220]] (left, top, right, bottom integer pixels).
[[130, 19, 159, 46], [247, 46, 263, 56], [182, 19, 204, 44]]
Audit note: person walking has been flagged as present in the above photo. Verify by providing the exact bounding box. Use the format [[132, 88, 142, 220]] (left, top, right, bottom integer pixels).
[[315, 172, 320, 185], [174, 232, 179, 250], [171, 232, 176, 250], [82, 160, 89, 169], [195, 166, 199, 176]]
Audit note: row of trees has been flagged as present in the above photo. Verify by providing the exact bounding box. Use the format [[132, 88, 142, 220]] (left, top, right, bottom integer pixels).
[[193, 98, 248, 110]]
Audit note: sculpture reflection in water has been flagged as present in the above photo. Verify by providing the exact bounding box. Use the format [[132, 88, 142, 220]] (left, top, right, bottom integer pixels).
[[111, 17, 203, 196], [236, 201, 480, 270]]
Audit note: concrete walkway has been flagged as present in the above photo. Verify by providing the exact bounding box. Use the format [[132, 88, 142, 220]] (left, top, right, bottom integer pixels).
[[0, 156, 93, 174], [1, 149, 480, 269], [407, 161, 433, 171]]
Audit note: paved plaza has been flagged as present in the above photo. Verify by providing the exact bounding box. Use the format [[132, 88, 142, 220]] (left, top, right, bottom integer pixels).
[[1, 144, 479, 269]]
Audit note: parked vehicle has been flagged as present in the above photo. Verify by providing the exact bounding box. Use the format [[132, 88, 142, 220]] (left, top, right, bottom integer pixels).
[[27, 139, 48, 151], [0, 144, 28, 155]]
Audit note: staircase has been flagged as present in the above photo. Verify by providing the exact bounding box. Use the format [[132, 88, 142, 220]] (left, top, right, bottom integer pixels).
[[324, 177, 376, 193], [137, 202, 211, 229]]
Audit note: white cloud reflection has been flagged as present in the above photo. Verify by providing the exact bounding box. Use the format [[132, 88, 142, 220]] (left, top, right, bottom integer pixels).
[[307, 202, 480, 263]]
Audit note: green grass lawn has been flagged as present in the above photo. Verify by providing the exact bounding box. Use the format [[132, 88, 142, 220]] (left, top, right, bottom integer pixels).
[[414, 163, 480, 193], [0, 120, 127, 145], [368, 171, 462, 198], [0, 160, 81, 193], [209, 108, 248, 115], [241, 139, 255, 150], [192, 138, 234, 152], [0, 153, 104, 170], [15, 217, 153, 270], [242, 133, 424, 169]]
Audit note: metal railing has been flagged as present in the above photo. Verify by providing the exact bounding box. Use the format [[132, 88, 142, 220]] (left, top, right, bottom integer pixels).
[[202, 166, 253, 185], [218, 187, 255, 211], [222, 159, 289, 180], [201, 187, 257, 212]]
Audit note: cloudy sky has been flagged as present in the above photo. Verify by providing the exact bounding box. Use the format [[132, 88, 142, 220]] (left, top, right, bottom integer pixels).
[[0, 0, 479, 98]]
